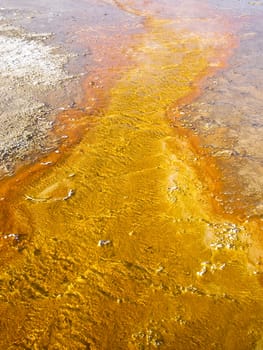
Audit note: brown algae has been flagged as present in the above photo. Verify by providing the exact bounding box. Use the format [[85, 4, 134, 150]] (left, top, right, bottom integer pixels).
[[0, 14, 263, 350]]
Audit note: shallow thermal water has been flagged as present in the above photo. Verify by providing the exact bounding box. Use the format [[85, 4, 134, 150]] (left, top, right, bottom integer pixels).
[[0, 0, 263, 349]]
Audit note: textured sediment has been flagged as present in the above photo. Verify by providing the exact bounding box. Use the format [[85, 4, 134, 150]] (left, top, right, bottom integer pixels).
[[0, 1, 263, 349], [0, 11, 77, 178], [0, 4, 263, 348]]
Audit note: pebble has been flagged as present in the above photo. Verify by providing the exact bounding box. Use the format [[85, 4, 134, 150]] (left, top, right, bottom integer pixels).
[[1, 233, 20, 241], [98, 240, 111, 247]]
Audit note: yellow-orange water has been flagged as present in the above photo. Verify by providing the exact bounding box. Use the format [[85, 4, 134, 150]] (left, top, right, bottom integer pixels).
[[0, 6, 263, 350]]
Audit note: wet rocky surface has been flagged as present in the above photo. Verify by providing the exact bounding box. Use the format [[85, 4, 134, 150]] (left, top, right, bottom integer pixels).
[[0, 0, 136, 179], [173, 9, 263, 218], [0, 1, 263, 349], [0, 8, 81, 178]]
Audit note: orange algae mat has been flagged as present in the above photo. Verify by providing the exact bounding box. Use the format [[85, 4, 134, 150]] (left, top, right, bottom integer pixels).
[[0, 2, 263, 350]]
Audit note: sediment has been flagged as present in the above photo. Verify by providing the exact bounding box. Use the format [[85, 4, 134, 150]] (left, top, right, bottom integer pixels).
[[0, 10, 77, 178], [0, 1, 263, 349]]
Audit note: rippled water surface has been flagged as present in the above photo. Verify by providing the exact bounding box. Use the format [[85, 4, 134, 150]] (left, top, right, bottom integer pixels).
[[0, 0, 263, 349]]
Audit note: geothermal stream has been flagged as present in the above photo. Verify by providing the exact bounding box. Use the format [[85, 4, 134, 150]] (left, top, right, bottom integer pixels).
[[0, 0, 263, 349]]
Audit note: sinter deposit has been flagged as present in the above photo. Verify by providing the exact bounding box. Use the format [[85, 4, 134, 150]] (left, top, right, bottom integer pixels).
[[0, 20, 73, 178]]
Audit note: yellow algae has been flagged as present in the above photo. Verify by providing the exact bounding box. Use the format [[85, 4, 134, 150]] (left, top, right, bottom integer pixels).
[[0, 19, 263, 350]]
